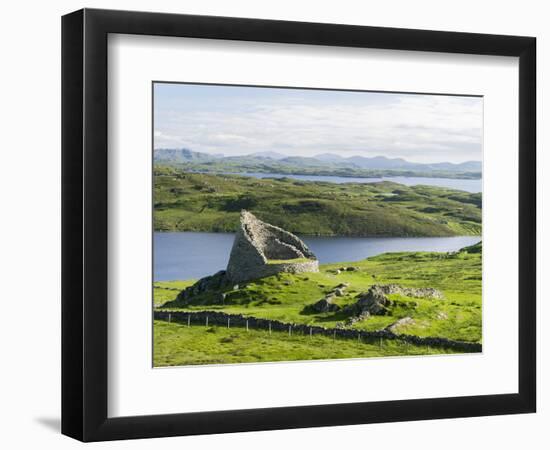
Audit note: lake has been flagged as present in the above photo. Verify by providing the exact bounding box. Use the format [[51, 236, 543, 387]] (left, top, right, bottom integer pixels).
[[154, 232, 481, 281], [233, 172, 482, 193]]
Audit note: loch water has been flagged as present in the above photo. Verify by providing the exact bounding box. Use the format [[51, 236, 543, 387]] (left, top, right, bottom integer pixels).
[[227, 172, 482, 193], [154, 232, 481, 281]]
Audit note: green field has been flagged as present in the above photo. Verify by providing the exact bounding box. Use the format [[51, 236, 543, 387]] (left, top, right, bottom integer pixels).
[[153, 167, 481, 237], [154, 320, 456, 367], [154, 244, 481, 366]]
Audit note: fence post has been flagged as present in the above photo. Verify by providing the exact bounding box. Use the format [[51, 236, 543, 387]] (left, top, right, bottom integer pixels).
[[187, 315, 190, 327], [246, 319, 249, 331], [206, 316, 208, 327], [168, 313, 171, 323], [289, 325, 292, 336], [309, 328, 312, 339], [333, 330, 336, 341], [269, 322, 271, 335], [227, 317, 230, 328]]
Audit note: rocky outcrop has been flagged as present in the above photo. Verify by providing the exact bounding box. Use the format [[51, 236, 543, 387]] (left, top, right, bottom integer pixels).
[[174, 270, 231, 305], [345, 284, 443, 317], [385, 316, 415, 333], [310, 295, 340, 313], [308, 283, 350, 313], [354, 285, 392, 315], [226, 211, 319, 283]]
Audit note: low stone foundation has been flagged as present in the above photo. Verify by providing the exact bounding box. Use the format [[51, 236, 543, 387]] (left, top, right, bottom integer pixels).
[[247, 259, 319, 280]]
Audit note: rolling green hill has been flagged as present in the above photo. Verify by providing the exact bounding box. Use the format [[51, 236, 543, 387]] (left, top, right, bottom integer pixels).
[[154, 167, 481, 237]]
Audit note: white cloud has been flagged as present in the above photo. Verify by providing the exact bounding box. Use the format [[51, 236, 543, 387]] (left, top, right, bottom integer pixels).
[[154, 89, 482, 163]]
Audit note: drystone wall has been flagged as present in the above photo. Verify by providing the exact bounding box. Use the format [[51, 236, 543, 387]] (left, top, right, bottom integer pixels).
[[154, 310, 482, 353], [373, 284, 444, 299]]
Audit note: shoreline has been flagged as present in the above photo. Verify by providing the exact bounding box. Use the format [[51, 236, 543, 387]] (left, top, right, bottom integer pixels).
[[153, 229, 482, 238]]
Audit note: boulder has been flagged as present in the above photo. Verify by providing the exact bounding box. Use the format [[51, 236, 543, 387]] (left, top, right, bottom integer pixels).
[[175, 270, 230, 303], [354, 285, 392, 315], [310, 297, 340, 313], [344, 312, 370, 326], [385, 316, 415, 333]]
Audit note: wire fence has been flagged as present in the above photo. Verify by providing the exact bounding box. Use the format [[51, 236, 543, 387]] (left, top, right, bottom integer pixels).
[[155, 310, 481, 353]]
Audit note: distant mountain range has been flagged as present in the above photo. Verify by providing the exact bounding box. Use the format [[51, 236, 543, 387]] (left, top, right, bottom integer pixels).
[[315, 153, 481, 172], [154, 148, 481, 173], [153, 148, 224, 163]]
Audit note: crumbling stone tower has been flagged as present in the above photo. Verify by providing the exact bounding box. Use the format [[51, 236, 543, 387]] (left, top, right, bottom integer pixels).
[[226, 211, 319, 283]]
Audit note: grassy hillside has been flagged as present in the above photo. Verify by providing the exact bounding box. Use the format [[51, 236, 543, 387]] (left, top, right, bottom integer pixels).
[[153, 167, 481, 237], [154, 320, 456, 367], [155, 246, 482, 346]]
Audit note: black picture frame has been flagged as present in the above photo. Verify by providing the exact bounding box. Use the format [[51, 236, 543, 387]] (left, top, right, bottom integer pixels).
[[62, 8, 536, 442]]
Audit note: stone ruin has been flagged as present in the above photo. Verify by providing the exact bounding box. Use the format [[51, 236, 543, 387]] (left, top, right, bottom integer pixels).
[[337, 283, 444, 326], [226, 210, 319, 283], [172, 211, 319, 305], [347, 284, 443, 317]]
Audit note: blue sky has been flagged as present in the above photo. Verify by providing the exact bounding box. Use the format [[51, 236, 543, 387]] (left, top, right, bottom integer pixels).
[[154, 83, 482, 163]]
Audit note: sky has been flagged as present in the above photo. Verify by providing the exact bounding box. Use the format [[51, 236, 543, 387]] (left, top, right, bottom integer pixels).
[[153, 83, 483, 163]]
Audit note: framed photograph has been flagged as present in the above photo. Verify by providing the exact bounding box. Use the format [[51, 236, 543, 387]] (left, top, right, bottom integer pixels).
[[62, 8, 536, 442]]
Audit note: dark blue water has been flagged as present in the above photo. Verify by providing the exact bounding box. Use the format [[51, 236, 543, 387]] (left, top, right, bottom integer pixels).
[[231, 173, 481, 193], [154, 232, 481, 281]]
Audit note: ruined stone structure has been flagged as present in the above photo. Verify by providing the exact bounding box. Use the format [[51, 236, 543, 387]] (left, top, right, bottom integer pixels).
[[343, 283, 444, 319], [226, 211, 319, 283]]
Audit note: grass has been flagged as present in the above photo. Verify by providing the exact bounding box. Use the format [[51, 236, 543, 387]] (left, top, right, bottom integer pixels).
[[155, 246, 482, 347], [153, 320, 456, 367], [153, 167, 481, 237], [153, 280, 195, 306], [266, 257, 312, 264]]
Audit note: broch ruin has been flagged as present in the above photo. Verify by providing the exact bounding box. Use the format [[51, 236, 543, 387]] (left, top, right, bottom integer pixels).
[[173, 210, 319, 304], [226, 210, 319, 283]]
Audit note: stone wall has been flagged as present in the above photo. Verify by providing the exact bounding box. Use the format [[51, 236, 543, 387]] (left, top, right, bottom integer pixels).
[[154, 310, 482, 353], [374, 284, 444, 299]]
